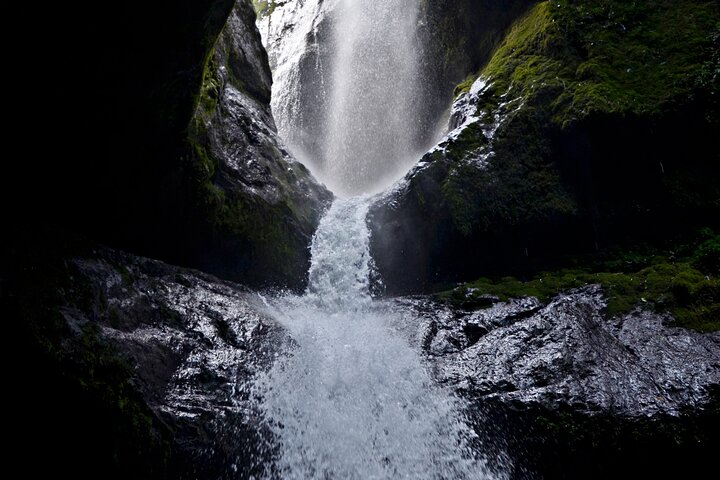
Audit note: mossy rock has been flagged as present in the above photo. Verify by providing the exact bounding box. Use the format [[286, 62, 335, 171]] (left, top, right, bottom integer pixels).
[[438, 230, 720, 332], [370, 0, 720, 295]]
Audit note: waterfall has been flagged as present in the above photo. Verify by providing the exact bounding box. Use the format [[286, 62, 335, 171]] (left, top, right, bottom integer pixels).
[[322, 0, 423, 196], [262, 0, 438, 197], [252, 2, 504, 477], [253, 198, 500, 479]]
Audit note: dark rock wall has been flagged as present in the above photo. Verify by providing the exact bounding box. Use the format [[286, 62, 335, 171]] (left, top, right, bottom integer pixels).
[[185, 0, 332, 290], [5, 233, 283, 479], [400, 288, 720, 478], [371, 0, 720, 294], [10, 0, 330, 291], [12, 0, 234, 239]]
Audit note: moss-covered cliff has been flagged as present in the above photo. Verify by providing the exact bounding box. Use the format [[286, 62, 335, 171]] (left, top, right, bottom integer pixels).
[[371, 0, 720, 295], [181, 0, 332, 289]]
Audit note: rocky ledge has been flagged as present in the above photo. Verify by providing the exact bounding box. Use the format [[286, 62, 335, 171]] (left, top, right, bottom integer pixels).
[[7, 236, 719, 478], [8, 240, 283, 479], [397, 286, 720, 477], [402, 286, 719, 416]]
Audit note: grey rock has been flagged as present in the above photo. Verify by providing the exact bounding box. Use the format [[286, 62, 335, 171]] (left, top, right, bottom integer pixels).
[[30, 247, 719, 478], [59, 248, 286, 478], [397, 286, 720, 417], [187, 0, 332, 289]]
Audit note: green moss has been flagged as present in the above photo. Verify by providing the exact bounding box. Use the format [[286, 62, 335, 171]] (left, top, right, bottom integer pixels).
[[453, 74, 478, 98], [694, 228, 720, 274], [187, 121, 305, 273], [252, 1, 282, 18], [197, 56, 221, 117], [439, 231, 720, 332], [461, 0, 719, 126], [441, 105, 577, 235], [435, 0, 718, 244], [184, 137, 308, 282]]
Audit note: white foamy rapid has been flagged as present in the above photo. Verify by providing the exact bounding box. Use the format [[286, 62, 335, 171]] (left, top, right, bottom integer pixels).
[[253, 197, 500, 479]]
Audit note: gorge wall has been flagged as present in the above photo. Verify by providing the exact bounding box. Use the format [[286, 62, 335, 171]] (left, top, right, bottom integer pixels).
[[11, 0, 330, 291], [185, 0, 332, 288], [370, 0, 720, 294]]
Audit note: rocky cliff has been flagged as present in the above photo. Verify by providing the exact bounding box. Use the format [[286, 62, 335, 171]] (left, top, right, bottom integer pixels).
[[370, 0, 720, 294], [11, 0, 330, 291], [403, 287, 720, 478], [7, 232, 718, 478], [184, 0, 332, 289], [7, 233, 283, 478]]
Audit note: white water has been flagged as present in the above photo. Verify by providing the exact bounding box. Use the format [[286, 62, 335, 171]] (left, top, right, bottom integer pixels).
[[254, 198, 499, 479], [260, 0, 435, 198], [252, 2, 504, 477], [322, 0, 423, 197]]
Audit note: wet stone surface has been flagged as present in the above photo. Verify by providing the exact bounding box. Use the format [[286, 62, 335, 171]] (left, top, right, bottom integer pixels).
[[397, 286, 720, 417], [60, 249, 286, 478]]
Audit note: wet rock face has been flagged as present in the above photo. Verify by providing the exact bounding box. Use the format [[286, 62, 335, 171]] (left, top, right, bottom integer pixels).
[[397, 287, 720, 477], [369, 0, 720, 294], [411, 286, 720, 416], [9, 236, 718, 479], [15, 0, 330, 291], [185, 0, 332, 290], [46, 248, 284, 478], [401, 286, 720, 417]]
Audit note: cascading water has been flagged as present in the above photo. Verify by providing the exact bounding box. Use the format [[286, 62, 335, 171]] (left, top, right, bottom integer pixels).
[[251, 1, 505, 477], [254, 197, 500, 479], [322, 0, 423, 196], [261, 0, 439, 197]]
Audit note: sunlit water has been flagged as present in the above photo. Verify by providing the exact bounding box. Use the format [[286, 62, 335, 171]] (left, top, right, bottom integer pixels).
[[253, 197, 501, 479], [321, 0, 424, 196], [263, 0, 436, 197]]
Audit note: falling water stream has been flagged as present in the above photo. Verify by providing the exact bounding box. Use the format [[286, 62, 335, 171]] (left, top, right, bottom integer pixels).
[[263, 0, 437, 197], [252, 1, 503, 477], [255, 198, 498, 479], [321, 0, 423, 197]]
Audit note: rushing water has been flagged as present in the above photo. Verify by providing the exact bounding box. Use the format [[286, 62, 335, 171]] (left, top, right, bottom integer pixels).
[[254, 198, 500, 479], [321, 0, 423, 196], [252, 2, 504, 477], [261, 0, 436, 197]]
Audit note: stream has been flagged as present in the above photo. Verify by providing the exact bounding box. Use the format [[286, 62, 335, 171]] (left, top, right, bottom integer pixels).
[[255, 197, 501, 479]]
